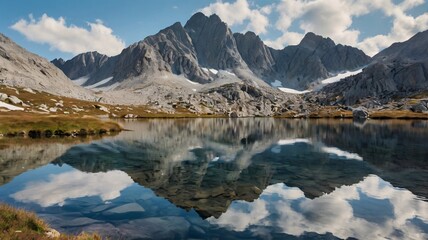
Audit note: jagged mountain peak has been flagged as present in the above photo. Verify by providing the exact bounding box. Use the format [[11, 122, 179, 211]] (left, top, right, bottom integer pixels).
[[169, 21, 183, 30], [73, 51, 108, 64], [186, 12, 207, 23], [185, 12, 223, 28], [299, 32, 336, 50], [51, 58, 65, 66], [234, 31, 275, 79], [54, 13, 370, 92], [51, 51, 109, 80], [234, 31, 261, 41], [184, 12, 244, 70], [155, 21, 193, 47], [184, 12, 231, 43], [233, 30, 370, 89]]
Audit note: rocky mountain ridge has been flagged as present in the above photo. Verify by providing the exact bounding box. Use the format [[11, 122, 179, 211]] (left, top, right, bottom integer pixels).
[[54, 12, 370, 91], [235, 31, 371, 89], [0, 33, 94, 100], [314, 30, 428, 106], [52, 51, 108, 81]]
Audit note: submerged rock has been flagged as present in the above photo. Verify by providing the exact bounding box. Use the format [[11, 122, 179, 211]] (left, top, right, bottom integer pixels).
[[119, 217, 191, 239], [104, 203, 145, 215]]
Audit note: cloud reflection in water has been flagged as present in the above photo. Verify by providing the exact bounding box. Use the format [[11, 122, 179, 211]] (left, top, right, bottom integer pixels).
[[209, 175, 428, 239], [11, 169, 134, 207]]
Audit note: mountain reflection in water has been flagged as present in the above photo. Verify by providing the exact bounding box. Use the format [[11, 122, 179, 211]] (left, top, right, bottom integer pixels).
[[0, 118, 427, 239]]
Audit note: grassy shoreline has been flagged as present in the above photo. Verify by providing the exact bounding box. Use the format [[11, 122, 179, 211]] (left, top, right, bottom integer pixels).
[[0, 113, 122, 138], [0, 203, 100, 239], [0, 108, 426, 140]]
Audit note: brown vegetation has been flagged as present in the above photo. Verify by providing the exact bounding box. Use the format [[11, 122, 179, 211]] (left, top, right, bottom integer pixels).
[[0, 112, 122, 137], [369, 110, 428, 119], [0, 204, 101, 240], [0, 85, 220, 118]]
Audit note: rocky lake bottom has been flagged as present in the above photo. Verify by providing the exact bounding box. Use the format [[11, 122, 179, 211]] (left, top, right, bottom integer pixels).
[[0, 118, 427, 239]]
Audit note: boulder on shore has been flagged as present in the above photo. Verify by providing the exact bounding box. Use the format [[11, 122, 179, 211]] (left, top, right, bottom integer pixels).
[[353, 107, 369, 119], [411, 101, 428, 113]]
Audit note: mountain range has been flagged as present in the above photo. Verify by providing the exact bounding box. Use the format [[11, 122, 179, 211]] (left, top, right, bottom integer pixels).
[[1, 12, 428, 116], [52, 12, 371, 91]]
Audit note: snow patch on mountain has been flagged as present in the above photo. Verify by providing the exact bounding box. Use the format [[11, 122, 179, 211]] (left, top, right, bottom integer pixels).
[[72, 75, 90, 86], [86, 77, 114, 89], [321, 147, 363, 161], [321, 69, 363, 85], [279, 88, 311, 95], [186, 79, 201, 85]]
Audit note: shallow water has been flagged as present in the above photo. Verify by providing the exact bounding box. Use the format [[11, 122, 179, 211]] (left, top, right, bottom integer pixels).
[[0, 118, 427, 239]]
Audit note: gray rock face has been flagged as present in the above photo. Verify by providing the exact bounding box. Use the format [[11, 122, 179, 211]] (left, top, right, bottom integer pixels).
[[144, 22, 212, 83], [0, 33, 94, 100], [234, 32, 371, 90], [52, 51, 108, 80], [281, 33, 371, 89], [51, 58, 64, 67], [233, 32, 276, 79], [62, 19, 221, 88], [316, 30, 428, 106], [373, 31, 428, 62], [184, 13, 245, 70]]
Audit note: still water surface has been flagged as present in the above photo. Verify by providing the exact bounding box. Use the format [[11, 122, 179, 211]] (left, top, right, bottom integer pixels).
[[0, 118, 427, 239]]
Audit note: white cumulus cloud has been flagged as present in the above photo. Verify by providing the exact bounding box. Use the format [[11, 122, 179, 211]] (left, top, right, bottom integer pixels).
[[267, 0, 428, 56], [209, 176, 428, 239], [199, 0, 425, 56], [199, 0, 272, 34], [11, 14, 125, 56]]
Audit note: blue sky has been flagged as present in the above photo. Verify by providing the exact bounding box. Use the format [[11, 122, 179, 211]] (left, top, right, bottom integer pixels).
[[1, 0, 427, 60]]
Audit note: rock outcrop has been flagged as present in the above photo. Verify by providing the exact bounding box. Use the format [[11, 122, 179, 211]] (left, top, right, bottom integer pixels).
[[316, 30, 428, 106], [352, 107, 369, 119], [411, 100, 428, 113]]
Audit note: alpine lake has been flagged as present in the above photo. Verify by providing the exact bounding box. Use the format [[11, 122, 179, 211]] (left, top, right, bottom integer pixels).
[[0, 118, 427, 239]]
